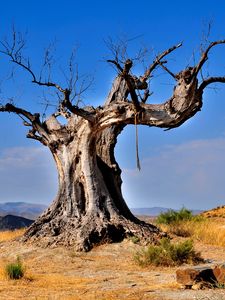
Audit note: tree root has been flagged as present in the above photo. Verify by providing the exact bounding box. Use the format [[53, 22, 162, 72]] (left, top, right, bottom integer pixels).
[[22, 215, 166, 251]]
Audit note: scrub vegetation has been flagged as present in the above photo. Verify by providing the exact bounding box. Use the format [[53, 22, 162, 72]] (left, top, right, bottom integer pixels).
[[156, 207, 225, 247], [134, 238, 202, 267]]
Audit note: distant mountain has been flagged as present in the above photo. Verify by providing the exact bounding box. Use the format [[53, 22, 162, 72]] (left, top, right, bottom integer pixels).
[[131, 207, 203, 216], [0, 202, 203, 220], [131, 207, 171, 216], [0, 215, 33, 230], [0, 202, 47, 220]]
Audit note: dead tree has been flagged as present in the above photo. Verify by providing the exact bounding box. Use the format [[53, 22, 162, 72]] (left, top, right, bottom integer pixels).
[[1, 34, 225, 251]]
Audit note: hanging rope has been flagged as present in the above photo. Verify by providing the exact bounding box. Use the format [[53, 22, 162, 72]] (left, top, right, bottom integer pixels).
[[134, 112, 141, 171]]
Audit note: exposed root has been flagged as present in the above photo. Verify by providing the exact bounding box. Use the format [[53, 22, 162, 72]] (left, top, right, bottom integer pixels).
[[22, 215, 165, 251]]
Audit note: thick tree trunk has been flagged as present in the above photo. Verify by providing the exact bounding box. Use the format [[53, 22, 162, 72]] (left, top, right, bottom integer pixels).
[[23, 116, 162, 251], [23, 72, 203, 251]]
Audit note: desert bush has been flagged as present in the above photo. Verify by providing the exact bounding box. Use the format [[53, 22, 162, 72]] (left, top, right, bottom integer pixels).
[[5, 257, 25, 280], [134, 238, 202, 267], [156, 208, 193, 225], [156, 208, 207, 238]]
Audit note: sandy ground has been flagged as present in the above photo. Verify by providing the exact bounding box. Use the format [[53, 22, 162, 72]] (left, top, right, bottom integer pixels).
[[0, 237, 224, 300]]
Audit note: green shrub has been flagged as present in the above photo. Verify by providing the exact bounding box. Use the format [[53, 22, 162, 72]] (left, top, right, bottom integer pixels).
[[5, 257, 25, 280], [156, 208, 193, 225], [134, 238, 202, 267]]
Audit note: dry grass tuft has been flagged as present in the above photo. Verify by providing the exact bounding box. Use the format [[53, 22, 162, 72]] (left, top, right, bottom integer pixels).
[[5, 257, 25, 279], [0, 229, 26, 242], [187, 218, 225, 247]]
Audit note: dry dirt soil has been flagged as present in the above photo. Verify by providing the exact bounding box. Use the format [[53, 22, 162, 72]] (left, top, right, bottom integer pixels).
[[0, 232, 224, 300]]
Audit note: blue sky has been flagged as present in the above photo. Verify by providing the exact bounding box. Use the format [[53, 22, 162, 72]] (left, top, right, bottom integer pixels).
[[1, 0, 225, 210]]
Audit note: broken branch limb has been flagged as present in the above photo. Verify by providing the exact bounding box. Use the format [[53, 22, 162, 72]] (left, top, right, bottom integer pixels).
[[107, 59, 141, 111]]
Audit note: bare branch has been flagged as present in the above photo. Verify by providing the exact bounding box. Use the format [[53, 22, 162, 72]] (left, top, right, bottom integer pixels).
[[104, 36, 128, 64], [63, 103, 95, 122], [141, 42, 182, 82], [107, 60, 123, 72], [61, 90, 95, 122], [68, 73, 94, 105], [194, 40, 225, 75], [27, 129, 47, 144], [0, 102, 50, 145], [141, 89, 152, 103], [198, 76, 225, 93], [39, 40, 57, 83], [156, 60, 176, 79], [0, 31, 96, 122], [200, 20, 213, 52], [0, 30, 67, 95], [0, 102, 37, 122]]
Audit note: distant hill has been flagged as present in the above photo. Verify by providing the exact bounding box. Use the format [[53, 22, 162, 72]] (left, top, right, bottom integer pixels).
[[131, 207, 171, 216], [0, 215, 33, 230], [131, 207, 203, 216], [0, 202, 47, 220], [201, 205, 225, 218]]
